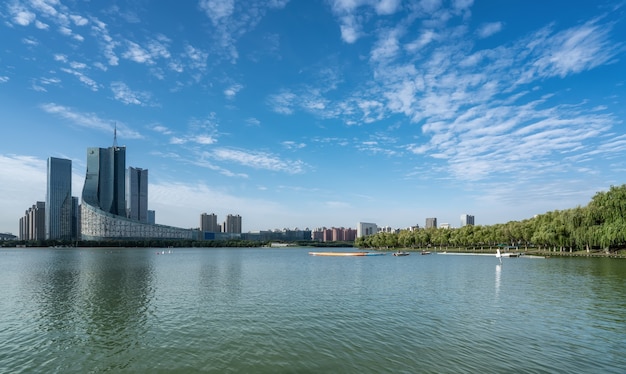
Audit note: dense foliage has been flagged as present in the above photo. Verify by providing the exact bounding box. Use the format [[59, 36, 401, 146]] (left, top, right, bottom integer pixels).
[[356, 184, 626, 253]]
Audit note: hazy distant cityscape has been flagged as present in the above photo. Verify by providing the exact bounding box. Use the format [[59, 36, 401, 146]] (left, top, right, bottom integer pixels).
[[5, 137, 475, 243]]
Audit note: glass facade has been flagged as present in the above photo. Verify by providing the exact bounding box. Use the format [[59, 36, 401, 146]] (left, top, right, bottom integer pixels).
[[126, 167, 148, 222], [81, 145, 196, 240], [46, 157, 72, 240], [83, 146, 126, 216]]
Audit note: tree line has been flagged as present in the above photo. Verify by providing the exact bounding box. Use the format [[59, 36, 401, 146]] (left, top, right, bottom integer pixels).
[[355, 184, 626, 253]]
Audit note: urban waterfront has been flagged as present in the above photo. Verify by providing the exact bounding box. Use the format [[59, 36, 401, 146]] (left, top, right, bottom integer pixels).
[[0, 247, 624, 373]]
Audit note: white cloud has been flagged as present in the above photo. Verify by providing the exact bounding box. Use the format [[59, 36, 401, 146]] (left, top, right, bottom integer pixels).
[[329, 0, 403, 43], [152, 124, 173, 135], [268, 90, 297, 114], [184, 44, 208, 70], [110, 81, 153, 106], [90, 18, 119, 66], [70, 14, 88, 26], [376, 0, 402, 15], [58, 25, 72, 35], [60, 67, 98, 91], [54, 54, 67, 62], [405, 29, 437, 52], [339, 15, 361, 44], [528, 19, 618, 79], [224, 83, 243, 99], [210, 148, 307, 174], [0, 76, 9, 83], [11, 7, 36, 26], [40, 103, 143, 139], [34, 20, 48, 29], [476, 21, 502, 38], [282, 141, 306, 150], [69, 61, 86, 69], [193, 135, 217, 145], [246, 117, 261, 126], [197, 0, 290, 63], [371, 27, 402, 63], [198, 0, 235, 25], [22, 37, 38, 46], [122, 41, 154, 64]]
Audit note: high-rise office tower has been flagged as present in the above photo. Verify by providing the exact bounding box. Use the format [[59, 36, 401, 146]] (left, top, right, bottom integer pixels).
[[81, 131, 194, 241], [46, 157, 72, 240], [82, 145, 126, 216], [425, 217, 437, 229], [72, 196, 80, 240], [126, 167, 148, 223], [460, 214, 475, 227], [200, 213, 220, 232], [147, 210, 155, 225]]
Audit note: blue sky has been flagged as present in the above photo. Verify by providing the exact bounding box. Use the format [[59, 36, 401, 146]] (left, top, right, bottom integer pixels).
[[1, 0, 625, 235]]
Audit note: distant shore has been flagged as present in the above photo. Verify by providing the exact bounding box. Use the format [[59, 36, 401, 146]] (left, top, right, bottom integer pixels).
[[370, 247, 626, 259]]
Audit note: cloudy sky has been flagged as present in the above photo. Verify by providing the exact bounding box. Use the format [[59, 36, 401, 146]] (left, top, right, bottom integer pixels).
[[1, 0, 625, 234]]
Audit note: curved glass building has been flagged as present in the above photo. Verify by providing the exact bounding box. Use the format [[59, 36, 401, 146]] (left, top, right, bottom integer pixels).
[[81, 144, 196, 241]]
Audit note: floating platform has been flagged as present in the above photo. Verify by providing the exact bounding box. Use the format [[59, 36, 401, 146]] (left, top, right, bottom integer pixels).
[[308, 251, 385, 256]]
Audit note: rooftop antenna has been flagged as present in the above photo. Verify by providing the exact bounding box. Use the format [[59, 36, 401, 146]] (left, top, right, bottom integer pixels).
[[113, 122, 118, 148]]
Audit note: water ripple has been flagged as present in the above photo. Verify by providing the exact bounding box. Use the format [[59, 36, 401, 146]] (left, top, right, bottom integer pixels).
[[1, 249, 625, 373]]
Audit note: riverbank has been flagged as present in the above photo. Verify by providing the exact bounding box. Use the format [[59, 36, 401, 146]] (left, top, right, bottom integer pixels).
[[367, 247, 626, 259]]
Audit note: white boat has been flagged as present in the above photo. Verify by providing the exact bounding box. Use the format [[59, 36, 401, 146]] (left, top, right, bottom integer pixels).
[[393, 251, 409, 256]]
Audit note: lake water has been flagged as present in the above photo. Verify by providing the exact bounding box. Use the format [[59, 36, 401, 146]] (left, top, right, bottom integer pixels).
[[0, 247, 624, 373]]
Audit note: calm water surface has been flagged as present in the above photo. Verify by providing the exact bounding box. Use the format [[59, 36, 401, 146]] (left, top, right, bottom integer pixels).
[[0, 247, 624, 373]]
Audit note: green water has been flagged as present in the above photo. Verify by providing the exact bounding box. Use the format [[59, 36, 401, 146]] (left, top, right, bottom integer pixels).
[[0, 247, 624, 373]]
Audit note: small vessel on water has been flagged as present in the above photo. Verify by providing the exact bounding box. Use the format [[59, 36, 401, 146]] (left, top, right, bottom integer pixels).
[[393, 251, 410, 256], [420, 251, 431, 255]]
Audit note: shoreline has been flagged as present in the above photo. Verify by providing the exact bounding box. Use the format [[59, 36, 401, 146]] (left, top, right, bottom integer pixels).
[[365, 247, 626, 259]]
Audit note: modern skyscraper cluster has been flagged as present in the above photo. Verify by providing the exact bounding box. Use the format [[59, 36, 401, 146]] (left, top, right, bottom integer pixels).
[[15, 133, 475, 243], [81, 139, 195, 241]]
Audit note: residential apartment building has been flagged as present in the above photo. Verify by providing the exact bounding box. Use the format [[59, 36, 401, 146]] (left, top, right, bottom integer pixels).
[[224, 214, 242, 234], [200, 213, 220, 232], [20, 201, 46, 241]]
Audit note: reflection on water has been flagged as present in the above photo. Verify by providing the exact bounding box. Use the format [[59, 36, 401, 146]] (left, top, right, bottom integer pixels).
[[495, 263, 501, 299], [0, 248, 625, 373]]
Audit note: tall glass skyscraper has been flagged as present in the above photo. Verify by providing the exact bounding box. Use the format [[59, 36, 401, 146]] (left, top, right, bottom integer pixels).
[[81, 141, 195, 241], [46, 157, 72, 240], [460, 214, 475, 227], [82, 146, 126, 216], [126, 167, 148, 223]]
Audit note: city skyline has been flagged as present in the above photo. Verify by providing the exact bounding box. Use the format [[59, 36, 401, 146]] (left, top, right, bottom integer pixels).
[[1, 1, 625, 234]]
